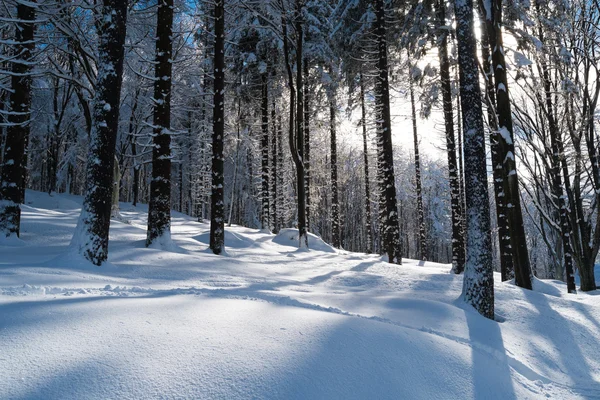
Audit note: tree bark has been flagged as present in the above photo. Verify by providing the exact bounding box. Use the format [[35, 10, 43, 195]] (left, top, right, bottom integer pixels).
[[487, 0, 532, 288], [436, 0, 465, 273], [304, 61, 311, 232], [374, 0, 402, 264], [455, 0, 495, 319], [409, 74, 427, 261], [330, 87, 340, 248], [477, 2, 514, 281], [210, 0, 226, 254], [147, 0, 174, 246], [261, 73, 270, 230], [0, 1, 36, 238], [71, 0, 128, 265], [360, 72, 373, 254]]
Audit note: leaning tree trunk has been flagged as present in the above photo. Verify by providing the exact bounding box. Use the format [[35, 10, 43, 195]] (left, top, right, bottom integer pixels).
[[374, 0, 402, 264], [360, 72, 373, 254], [455, 0, 495, 319], [210, 0, 226, 254], [0, 1, 36, 239], [261, 73, 270, 231], [488, 0, 532, 289], [409, 74, 427, 261], [71, 0, 127, 265], [436, 0, 465, 273], [330, 87, 340, 249], [147, 0, 174, 246]]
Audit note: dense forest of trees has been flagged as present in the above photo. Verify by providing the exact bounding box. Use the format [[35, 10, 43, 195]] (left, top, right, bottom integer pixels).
[[1, 0, 598, 318]]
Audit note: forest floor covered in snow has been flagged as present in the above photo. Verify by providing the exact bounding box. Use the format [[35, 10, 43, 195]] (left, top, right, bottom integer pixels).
[[1, 190, 600, 399]]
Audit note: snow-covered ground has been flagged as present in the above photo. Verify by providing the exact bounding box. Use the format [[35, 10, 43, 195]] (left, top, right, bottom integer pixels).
[[1, 190, 599, 399]]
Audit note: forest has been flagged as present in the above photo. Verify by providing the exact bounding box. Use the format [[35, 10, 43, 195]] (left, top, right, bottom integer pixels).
[[1, 0, 600, 398]]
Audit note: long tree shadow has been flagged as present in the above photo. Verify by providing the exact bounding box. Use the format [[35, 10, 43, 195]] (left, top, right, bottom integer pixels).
[[521, 289, 600, 396], [463, 305, 517, 399]]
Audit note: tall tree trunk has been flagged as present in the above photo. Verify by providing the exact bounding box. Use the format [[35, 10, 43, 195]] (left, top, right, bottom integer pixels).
[[304, 61, 311, 232], [436, 0, 465, 273], [71, 0, 127, 265], [277, 115, 284, 231], [282, 4, 307, 247], [330, 88, 340, 248], [409, 74, 427, 261], [360, 72, 373, 254], [271, 99, 278, 233], [0, 1, 36, 238], [455, 0, 495, 319], [295, 2, 307, 247], [477, 3, 514, 281], [210, 0, 226, 254], [146, 0, 174, 246], [486, 0, 532, 288], [535, 20, 577, 293], [261, 73, 270, 230], [128, 89, 140, 207], [374, 0, 402, 264]]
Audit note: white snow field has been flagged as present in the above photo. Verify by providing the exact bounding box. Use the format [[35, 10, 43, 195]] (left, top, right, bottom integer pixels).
[[1, 191, 599, 400]]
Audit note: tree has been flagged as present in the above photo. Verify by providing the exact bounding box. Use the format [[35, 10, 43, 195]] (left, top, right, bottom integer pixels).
[[210, 0, 226, 254], [0, 0, 37, 239], [454, 0, 495, 318], [329, 71, 340, 249], [71, 0, 128, 265], [374, 0, 402, 264], [477, 2, 513, 282], [359, 71, 374, 254], [435, 0, 465, 273], [409, 68, 427, 261], [261, 73, 270, 231], [147, 0, 175, 246], [481, 0, 532, 289]]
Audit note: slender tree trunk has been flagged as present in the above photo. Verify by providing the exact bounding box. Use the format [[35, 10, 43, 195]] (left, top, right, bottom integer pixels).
[[477, 3, 514, 281], [261, 74, 270, 230], [210, 0, 226, 254], [409, 74, 427, 261], [436, 0, 465, 273], [128, 89, 140, 206], [374, 0, 402, 264], [304, 61, 311, 232], [455, 0, 495, 319], [487, 0, 532, 288], [277, 115, 284, 230], [146, 0, 174, 246], [271, 99, 278, 233], [282, 5, 307, 247], [0, 1, 36, 238], [537, 36, 577, 293], [360, 72, 373, 254], [295, 2, 307, 247], [228, 100, 241, 227], [71, 0, 127, 265], [330, 88, 340, 248]]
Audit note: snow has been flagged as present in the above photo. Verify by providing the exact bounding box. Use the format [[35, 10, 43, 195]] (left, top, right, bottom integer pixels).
[[1, 190, 600, 399]]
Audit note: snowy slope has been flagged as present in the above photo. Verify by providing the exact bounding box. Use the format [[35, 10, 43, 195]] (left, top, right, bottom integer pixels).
[[1, 190, 599, 399]]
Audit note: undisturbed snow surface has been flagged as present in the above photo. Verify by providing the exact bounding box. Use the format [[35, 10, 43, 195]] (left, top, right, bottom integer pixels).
[[1, 190, 600, 399]]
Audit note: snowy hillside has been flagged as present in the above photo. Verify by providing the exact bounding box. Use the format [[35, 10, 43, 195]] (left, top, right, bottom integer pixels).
[[1, 190, 599, 399]]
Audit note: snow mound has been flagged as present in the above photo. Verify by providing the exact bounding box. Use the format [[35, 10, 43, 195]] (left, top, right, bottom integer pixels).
[[0, 233, 26, 247], [273, 228, 337, 253]]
